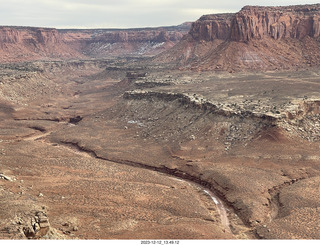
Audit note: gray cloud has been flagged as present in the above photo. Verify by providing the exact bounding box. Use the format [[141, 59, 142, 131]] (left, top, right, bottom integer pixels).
[[0, 0, 319, 28]]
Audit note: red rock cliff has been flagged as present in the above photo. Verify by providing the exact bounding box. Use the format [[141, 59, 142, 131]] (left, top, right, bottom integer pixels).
[[0, 23, 191, 62], [155, 4, 320, 71], [0, 27, 22, 44], [189, 14, 233, 41], [230, 5, 320, 42], [187, 4, 320, 42], [0, 27, 62, 45], [0, 27, 80, 62], [36, 28, 61, 44]]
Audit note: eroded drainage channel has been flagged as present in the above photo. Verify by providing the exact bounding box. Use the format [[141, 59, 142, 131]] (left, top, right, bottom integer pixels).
[[168, 176, 232, 233], [58, 141, 242, 235], [203, 189, 231, 232]]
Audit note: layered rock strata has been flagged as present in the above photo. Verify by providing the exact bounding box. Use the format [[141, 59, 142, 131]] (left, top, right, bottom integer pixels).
[[189, 4, 320, 42], [155, 4, 320, 71], [0, 23, 191, 62], [230, 5, 320, 42]]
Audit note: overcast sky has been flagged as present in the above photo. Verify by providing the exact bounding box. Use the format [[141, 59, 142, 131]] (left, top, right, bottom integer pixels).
[[1, 0, 319, 29]]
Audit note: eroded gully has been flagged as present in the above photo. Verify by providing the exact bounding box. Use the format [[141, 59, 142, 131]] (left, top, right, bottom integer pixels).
[[57, 139, 237, 235], [25, 127, 247, 236]]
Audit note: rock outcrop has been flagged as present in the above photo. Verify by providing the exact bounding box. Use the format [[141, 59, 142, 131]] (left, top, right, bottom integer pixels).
[[0, 28, 22, 44], [230, 5, 320, 42], [189, 14, 234, 41], [36, 29, 61, 44], [0, 27, 63, 46], [23, 211, 50, 239], [0, 27, 80, 62], [188, 4, 320, 42], [155, 4, 320, 71]]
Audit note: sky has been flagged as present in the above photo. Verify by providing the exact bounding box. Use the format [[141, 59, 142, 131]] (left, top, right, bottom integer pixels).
[[1, 0, 320, 29]]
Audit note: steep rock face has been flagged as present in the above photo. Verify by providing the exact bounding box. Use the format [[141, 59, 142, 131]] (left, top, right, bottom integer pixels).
[[230, 5, 320, 42], [36, 28, 61, 44], [0, 27, 62, 46], [0, 28, 22, 44], [187, 4, 320, 42], [155, 4, 320, 71], [189, 14, 233, 41], [0, 27, 81, 62]]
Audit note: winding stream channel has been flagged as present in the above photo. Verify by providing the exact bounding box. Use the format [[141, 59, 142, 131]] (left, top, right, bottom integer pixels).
[[26, 127, 234, 235], [203, 189, 231, 232], [61, 141, 235, 235], [169, 176, 232, 233]]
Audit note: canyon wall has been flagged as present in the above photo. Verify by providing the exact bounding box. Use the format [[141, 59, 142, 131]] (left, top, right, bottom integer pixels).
[[0, 23, 191, 62], [0, 27, 81, 62], [155, 4, 320, 71], [188, 14, 234, 41], [188, 4, 320, 42], [2, 4, 320, 71], [0, 27, 62, 45], [230, 5, 320, 42]]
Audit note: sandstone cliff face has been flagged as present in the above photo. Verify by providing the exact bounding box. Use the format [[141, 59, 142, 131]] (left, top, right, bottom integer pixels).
[[0, 28, 22, 44], [187, 4, 320, 42], [155, 4, 320, 71], [0, 23, 191, 63], [0, 27, 80, 62], [36, 28, 61, 44], [0, 27, 62, 45], [230, 5, 320, 42], [189, 14, 233, 41]]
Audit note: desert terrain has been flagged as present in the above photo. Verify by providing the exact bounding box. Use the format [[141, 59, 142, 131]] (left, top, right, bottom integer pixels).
[[1, 4, 320, 240]]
